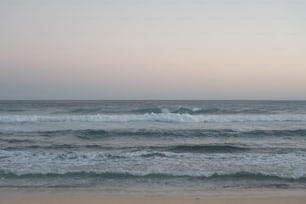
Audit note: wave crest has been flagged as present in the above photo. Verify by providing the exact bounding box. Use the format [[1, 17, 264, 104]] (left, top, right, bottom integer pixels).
[[0, 170, 305, 181], [1, 113, 306, 123]]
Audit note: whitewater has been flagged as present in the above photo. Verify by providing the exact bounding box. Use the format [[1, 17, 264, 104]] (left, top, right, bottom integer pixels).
[[0, 100, 306, 189]]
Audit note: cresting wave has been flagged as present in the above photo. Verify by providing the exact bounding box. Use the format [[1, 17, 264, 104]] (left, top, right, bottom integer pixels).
[[1, 113, 306, 123], [49, 107, 271, 115], [0, 170, 305, 181], [132, 107, 269, 114], [1, 101, 306, 189]]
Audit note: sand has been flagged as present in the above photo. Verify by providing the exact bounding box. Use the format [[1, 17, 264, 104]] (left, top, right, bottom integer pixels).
[[0, 188, 305, 204]]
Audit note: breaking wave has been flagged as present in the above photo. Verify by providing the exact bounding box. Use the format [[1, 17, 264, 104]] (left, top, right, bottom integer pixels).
[[1, 113, 306, 123], [0, 170, 305, 181]]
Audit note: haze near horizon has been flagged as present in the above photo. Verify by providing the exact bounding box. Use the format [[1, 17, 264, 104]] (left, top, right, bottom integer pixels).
[[0, 0, 305, 100]]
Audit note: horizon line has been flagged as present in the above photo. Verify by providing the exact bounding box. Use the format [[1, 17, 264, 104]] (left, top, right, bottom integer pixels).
[[1, 99, 306, 101]]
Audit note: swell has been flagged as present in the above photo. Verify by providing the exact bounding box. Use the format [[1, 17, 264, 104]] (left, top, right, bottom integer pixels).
[[61, 107, 103, 114], [3, 128, 306, 140], [2, 144, 249, 153], [30, 129, 239, 139], [1, 113, 306, 123], [165, 144, 248, 153], [0, 170, 305, 181], [60, 128, 306, 138], [245, 129, 306, 137]]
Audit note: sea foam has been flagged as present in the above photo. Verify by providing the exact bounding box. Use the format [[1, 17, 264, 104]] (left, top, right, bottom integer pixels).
[[1, 113, 306, 123]]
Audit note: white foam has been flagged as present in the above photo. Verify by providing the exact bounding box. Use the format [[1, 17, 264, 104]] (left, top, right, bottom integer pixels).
[[0, 113, 306, 123], [0, 150, 306, 179]]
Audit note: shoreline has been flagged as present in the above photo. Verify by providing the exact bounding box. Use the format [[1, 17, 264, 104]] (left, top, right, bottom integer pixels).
[[0, 188, 305, 204]]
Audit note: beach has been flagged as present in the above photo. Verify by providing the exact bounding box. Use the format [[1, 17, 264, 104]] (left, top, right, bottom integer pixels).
[[2, 0, 306, 202], [0, 188, 305, 204]]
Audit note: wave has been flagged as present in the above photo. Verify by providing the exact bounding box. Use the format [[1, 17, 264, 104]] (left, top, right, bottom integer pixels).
[[0, 170, 305, 181], [3, 144, 106, 150], [2, 128, 306, 140], [61, 128, 306, 138], [62, 128, 238, 139], [77, 129, 238, 139], [38, 129, 109, 139], [133, 107, 164, 114], [245, 129, 306, 137], [5, 144, 305, 154], [2, 144, 249, 153], [165, 145, 249, 153], [27, 129, 238, 139], [62, 107, 103, 114], [0, 108, 25, 112], [5, 143, 303, 154], [51, 106, 269, 115], [132, 107, 267, 114], [1, 113, 306, 123]]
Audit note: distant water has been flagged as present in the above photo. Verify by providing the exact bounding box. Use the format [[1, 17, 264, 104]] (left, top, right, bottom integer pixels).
[[0, 100, 306, 189]]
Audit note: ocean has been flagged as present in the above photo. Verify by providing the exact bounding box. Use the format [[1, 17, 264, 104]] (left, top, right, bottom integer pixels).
[[0, 100, 306, 190]]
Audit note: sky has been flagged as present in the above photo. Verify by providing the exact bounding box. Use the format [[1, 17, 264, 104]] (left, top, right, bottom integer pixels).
[[0, 0, 305, 100]]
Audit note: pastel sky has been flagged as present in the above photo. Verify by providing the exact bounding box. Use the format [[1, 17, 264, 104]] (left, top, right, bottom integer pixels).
[[1, 0, 305, 99]]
